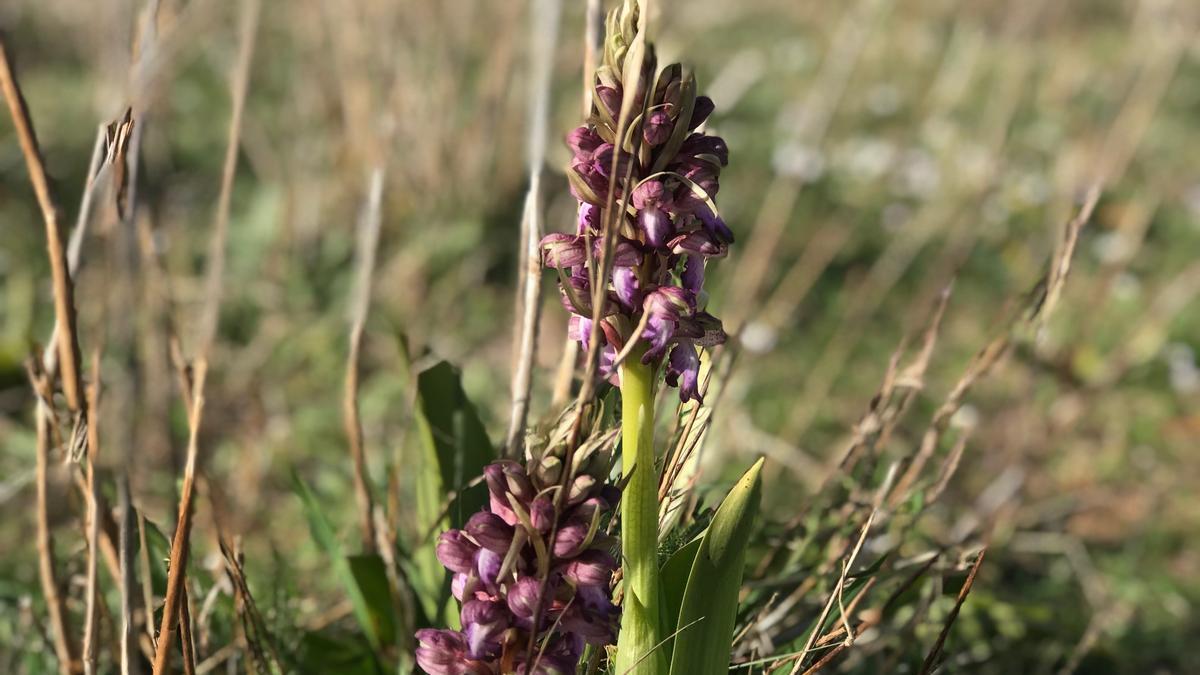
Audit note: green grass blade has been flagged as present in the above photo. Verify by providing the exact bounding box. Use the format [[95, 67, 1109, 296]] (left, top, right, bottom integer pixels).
[[667, 458, 764, 675], [291, 471, 388, 654]]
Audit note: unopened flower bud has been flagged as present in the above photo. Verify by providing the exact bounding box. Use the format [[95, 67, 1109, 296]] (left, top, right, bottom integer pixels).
[[466, 512, 514, 553], [596, 85, 621, 119], [507, 576, 543, 619], [540, 233, 586, 268], [568, 474, 597, 504], [562, 550, 615, 587], [436, 531, 478, 575], [643, 109, 673, 146], [553, 521, 591, 558], [534, 454, 563, 486], [567, 126, 603, 157], [669, 229, 727, 257], [529, 497, 556, 534], [682, 253, 705, 294], [415, 629, 472, 675], [561, 605, 615, 645]]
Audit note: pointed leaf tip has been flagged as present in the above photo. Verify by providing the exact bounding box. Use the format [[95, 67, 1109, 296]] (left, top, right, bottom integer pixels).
[[705, 458, 764, 569]]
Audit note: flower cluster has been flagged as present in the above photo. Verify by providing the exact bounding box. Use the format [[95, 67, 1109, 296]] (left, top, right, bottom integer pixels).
[[541, 49, 731, 404], [415, 451, 620, 675]]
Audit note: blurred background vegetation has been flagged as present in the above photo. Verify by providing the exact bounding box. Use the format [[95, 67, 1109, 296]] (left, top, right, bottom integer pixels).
[[1, 0, 1198, 672]]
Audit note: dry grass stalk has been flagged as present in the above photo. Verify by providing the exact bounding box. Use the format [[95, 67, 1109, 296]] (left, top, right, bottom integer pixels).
[[2, 37, 92, 675], [917, 547, 988, 675], [798, 553, 944, 675], [83, 354, 103, 675], [506, 0, 561, 456], [152, 4, 258, 671], [179, 587, 197, 675], [195, 0, 260, 359], [150, 360, 208, 674], [0, 39, 87, 417], [33, 392, 80, 675], [344, 167, 385, 552], [890, 188, 1099, 504]]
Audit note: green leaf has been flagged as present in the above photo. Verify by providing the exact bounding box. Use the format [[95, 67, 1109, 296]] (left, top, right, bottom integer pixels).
[[667, 458, 764, 675], [297, 629, 382, 675], [410, 360, 494, 625], [348, 555, 397, 645], [659, 536, 701, 654], [141, 517, 172, 598], [291, 471, 390, 654]]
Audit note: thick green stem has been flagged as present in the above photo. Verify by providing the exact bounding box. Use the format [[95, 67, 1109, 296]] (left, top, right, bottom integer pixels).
[[615, 345, 665, 675]]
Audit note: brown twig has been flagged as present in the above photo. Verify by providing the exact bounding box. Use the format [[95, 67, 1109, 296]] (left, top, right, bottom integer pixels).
[[150, 361, 207, 675], [83, 354, 103, 675], [4, 38, 96, 673], [0, 39, 87, 416], [344, 167, 385, 553], [179, 587, 197, 675], [917, 547, 988, 675], [33, 392, 80, 675]]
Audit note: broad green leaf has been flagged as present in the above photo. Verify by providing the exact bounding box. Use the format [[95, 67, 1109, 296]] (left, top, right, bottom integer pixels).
[[667, 458, 764, 675], [410, 360, 494, 625], [658, 536, 701, 655], [348, 555, 397, 646], [292, 471, 389, 655]]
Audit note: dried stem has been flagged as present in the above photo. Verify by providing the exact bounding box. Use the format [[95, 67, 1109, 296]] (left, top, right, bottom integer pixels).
[[917, 547, 988, 675], [506, 0, 562, 456], [344, 167, 385, 553], [150, 361, 208, 675], [0, 39, 87, 415], [179, 586, 197, 675], [152, 3, 259, 671], [34, 396, 80, 675], [195, 0, 260, 359], [83, 355, 103, 675], [2, 35, 91, 675]]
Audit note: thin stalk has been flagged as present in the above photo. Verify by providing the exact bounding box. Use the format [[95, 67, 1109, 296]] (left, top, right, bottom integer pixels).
[[82, 359, 102, 675], [35, 400, 79, 675], [615, 344, 663, 675], [344, 167, 385, 553]]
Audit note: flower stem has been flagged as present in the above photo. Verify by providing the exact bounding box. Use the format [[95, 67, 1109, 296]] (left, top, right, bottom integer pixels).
[[615, 345, 664, 675]]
